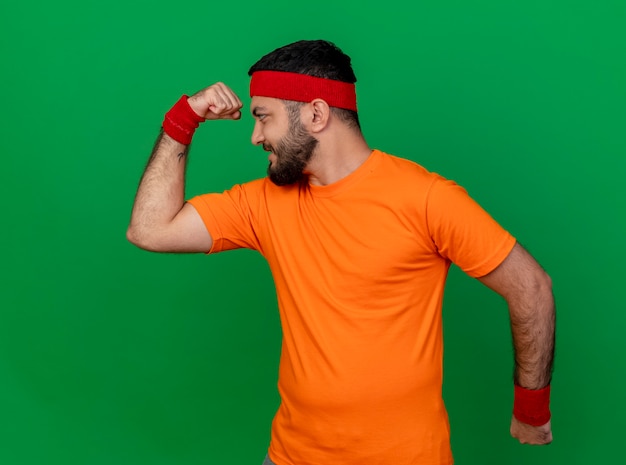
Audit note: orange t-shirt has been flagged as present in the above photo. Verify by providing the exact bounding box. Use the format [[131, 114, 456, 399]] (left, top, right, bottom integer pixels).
[[188, 150, 515, 465]]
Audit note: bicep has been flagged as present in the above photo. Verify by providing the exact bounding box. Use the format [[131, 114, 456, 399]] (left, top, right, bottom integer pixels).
[[131, 202, 213, 253], [477, 242, 551, 301], [167, 202, 214, 252]]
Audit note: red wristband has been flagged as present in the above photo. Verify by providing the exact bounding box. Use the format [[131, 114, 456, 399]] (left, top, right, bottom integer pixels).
[[162, 95, 205, 145], [513, 384, 551, 426]]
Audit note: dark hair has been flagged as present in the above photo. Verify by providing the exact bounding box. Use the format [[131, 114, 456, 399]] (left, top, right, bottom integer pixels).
[[248, 40, 361, 130]]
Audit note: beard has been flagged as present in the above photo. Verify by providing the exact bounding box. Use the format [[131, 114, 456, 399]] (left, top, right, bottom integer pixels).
[[266, 115, 318, 186]]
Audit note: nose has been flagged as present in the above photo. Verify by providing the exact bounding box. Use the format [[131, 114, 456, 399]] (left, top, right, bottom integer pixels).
[[251, 120, 264, 146]]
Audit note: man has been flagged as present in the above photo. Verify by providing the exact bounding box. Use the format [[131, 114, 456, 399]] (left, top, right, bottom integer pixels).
[[127, 40, 555, 465]]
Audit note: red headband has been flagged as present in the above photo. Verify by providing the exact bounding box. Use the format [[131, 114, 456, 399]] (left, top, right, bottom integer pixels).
[[249, 70, 357, 111]]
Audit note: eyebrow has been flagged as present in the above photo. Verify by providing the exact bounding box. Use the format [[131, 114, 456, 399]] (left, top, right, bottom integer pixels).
[[252, 106, 268, 117]]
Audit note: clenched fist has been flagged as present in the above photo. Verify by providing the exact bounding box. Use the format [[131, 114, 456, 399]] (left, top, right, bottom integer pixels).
[[188, 82, 243, 120]]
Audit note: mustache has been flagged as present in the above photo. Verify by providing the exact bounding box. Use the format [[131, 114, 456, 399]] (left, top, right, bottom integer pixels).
[[263, 144, 274, 152]]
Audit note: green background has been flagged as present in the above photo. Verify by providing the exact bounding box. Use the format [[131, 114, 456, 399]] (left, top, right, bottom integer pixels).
[[1, 0, 624, 463]]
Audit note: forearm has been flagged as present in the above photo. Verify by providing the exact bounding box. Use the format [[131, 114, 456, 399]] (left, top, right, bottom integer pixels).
[[127, 130, 189, 244], [509, 273, 555, 389]]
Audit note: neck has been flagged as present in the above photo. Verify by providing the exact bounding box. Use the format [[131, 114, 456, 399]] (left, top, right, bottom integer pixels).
[[305, 126, 371, 186]]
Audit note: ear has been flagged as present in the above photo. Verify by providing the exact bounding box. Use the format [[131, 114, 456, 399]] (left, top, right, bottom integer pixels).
[[307, 99, 331, 133]]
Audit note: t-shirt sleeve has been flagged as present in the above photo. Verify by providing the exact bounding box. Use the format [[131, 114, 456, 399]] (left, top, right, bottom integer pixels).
[[187, 180, 264, 254], [425, 176, 516, 278]]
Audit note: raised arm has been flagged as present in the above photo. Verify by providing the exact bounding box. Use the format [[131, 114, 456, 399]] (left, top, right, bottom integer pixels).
[[477, 242, 555, 445], [127, 83, 243, 252]]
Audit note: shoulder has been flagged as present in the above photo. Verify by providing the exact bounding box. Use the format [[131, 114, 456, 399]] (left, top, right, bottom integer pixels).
[[227, 176, 289, 198], [371, 149, 447, 196], [375, 150, 441, 180], [225, 177, 304, 213]]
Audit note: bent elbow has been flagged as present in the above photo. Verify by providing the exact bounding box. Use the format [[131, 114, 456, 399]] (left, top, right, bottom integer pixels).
[[126, 225, 151, 251], [126, 226, 141, 247]]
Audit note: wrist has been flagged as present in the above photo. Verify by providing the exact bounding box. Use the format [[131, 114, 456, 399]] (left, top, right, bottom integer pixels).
[[162, 95, 206, 145], [513, 384, 551, 426]]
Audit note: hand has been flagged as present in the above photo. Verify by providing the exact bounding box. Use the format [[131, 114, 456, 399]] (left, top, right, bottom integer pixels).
[[510, 415, 552, 445], [187, 82, 243, 120]]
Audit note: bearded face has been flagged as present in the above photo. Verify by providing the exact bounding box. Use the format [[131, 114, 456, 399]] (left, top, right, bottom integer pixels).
[[265, 105, 319, 186]]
